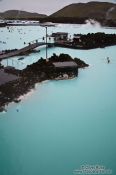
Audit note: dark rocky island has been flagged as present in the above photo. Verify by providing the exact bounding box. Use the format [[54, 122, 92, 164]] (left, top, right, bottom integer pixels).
[[54, 32, 116, 49], [72, 33, 116, 49], [0, 54, 88, 112]]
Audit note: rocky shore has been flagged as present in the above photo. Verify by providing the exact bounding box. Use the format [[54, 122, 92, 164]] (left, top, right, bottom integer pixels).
[[73, 33, 116, 49], [0, 54, 88, 112], [56, 33, 116, 50]]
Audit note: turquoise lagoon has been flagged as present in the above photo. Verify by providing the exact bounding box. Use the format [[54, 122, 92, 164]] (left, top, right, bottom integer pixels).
[[0, 23, 116, 175]]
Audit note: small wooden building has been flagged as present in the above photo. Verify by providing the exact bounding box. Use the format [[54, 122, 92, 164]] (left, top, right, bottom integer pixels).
[[52, 61, 78, 76], [52, 32, 68, 42]]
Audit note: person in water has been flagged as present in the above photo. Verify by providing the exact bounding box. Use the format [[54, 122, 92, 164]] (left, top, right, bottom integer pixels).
[[107, 57, 110, 63]]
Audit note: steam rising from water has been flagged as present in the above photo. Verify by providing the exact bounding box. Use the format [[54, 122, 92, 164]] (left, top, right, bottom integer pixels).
[[57, 19, 102, 30], [84, 19, 101, 28], [106, 6, 116, 19]]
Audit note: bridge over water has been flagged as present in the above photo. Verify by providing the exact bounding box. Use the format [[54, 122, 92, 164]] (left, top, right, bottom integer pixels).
[[0, 40, 54, 60]]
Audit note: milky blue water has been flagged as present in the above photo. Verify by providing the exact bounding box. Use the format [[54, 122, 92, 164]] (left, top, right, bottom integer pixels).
[[0, 23, 116, 175]]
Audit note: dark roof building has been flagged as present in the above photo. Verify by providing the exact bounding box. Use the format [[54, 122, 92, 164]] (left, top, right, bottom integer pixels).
[[52, 61, 78, 68], [52, 32, 68, 41], [52, 61, 78, 78]]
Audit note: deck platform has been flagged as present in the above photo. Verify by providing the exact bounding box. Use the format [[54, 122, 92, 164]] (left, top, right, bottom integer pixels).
[[0, 42, 53, 60]]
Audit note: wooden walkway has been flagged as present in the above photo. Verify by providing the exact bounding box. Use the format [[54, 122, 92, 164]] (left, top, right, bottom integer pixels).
[[0, 42, 52, 60]]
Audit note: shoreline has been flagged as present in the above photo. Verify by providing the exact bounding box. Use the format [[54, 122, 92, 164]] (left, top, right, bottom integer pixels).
[[0, 54, 89, 112], [1, 20, 116, 28], [0, 33, 116, 61]]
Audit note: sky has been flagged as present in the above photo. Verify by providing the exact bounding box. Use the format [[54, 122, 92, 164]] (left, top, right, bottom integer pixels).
[[0, 0, 116, 15]]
